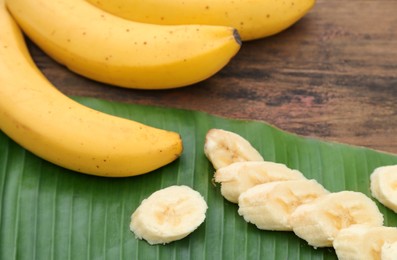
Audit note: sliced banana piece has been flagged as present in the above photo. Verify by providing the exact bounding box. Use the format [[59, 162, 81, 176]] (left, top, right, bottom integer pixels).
[[238, 179, 329, 231], [381, 241, 397, 260], [333, 224, 397, 260], [130, 185, 207, 245], [370, 165, 397, 213], [214, 161, 306, 203], [289, 191, 384, 248], [204, 129, 264, 170]]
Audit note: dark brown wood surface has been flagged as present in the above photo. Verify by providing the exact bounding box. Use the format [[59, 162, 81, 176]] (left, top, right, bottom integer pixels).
[[28, 0, 397, 154]]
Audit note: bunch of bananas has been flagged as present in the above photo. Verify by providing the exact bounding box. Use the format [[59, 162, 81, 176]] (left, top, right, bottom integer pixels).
[[0, 0, 315, 177]]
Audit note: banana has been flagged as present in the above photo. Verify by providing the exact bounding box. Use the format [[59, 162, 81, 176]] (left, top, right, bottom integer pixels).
[[370, 165, 397, 213], [204, 129, 264, 170], [333, 224, 397, 260], [289, 191, 384, 248], [0, 2, 183, 177], [238, 179, 329, 231], [130, 185, 208, 245], [85, 0, 316, 41], [381, 241, 397, 260], [214, 161, 306, 203], [5, 0, 241, 90]]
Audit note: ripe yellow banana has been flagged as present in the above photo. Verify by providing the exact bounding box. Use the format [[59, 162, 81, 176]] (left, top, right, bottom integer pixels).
[[85, 0, 316, 41], [0, 2, 183, 177], [5, 0, 241, 89]]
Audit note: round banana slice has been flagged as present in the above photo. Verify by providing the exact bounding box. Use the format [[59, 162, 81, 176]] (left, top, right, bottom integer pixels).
[[370, 165, 397, 213], [238, 179, 329, 231], [333, 224, 397, 260], [289, 191, 384, 248], [215, 161, 306, 203], [130, 185, 207, 245], [204, 129, 264, 170]]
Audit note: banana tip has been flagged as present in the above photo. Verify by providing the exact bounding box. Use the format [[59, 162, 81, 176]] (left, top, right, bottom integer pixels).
[[233, 29, 242, 46]]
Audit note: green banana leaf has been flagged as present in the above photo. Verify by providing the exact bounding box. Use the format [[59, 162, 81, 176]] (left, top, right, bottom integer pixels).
[[1, 96, 397, 260]]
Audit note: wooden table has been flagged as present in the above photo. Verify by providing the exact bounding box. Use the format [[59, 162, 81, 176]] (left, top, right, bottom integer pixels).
[[29, 0, 397, 154]]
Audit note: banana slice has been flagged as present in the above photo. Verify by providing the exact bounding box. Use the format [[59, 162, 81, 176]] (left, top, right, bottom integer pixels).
[[370, 165, 397, 213], [238, 179, 329, 231], [333, 224, 397, 260], [204, 129, 264, 170], [130, 185, 207, 245], [289, 191, 384, 248], [214, 161, 306, 203], [381, 241, 397, 260]]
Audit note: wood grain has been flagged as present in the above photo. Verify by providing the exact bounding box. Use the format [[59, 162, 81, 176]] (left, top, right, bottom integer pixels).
[[28, 0, 397, 154]]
